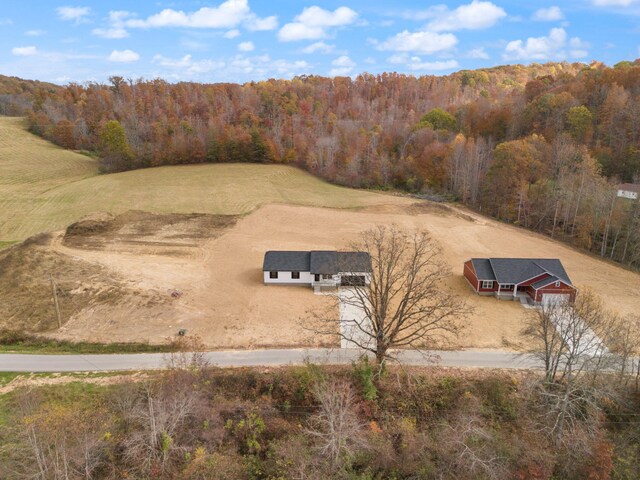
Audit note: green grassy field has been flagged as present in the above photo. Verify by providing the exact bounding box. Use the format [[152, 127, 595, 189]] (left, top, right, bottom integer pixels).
[[0, 116, 401, 244]]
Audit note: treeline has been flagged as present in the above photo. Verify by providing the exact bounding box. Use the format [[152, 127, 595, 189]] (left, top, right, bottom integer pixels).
[[1, 60, 639, 269], [1, 360, 638, 479]]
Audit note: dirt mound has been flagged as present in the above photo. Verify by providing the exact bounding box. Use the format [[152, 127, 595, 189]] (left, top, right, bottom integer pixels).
[[65, 212, 116, 236], [0, 240, 163, 333], [63, 210, 237, 255]]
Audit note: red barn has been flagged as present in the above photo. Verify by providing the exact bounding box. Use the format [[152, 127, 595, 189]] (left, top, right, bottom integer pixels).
[[463, 258, 577, 306]]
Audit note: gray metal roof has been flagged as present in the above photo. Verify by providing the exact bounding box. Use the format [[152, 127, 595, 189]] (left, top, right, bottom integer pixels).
[[471, 258, 496, 281], [263, 251, 310, 272], [263, 250, 371, 274]]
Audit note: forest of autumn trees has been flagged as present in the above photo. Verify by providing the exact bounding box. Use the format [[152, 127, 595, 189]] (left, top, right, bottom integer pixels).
[[1, 60, 639, 270]]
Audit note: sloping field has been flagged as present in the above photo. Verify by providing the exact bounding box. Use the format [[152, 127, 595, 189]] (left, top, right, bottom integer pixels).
[[0, 117, 98, 242], [0, 116, 406, 243], [34, 203, 640, 350], [3, 115, 639, 351]]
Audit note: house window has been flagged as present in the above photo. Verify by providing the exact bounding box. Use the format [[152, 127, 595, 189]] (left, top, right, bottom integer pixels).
[[481, 280, 493, 289], [291, 272, 300, 279], [269, 271, 278, 279], [555, 281, 560, 287], [314, 274, 320, 282], [499, 283, 513, 289], [323, 274, 332, 279]]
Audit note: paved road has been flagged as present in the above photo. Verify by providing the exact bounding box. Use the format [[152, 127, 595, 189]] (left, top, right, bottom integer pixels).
[[0, 348, 543, 373]]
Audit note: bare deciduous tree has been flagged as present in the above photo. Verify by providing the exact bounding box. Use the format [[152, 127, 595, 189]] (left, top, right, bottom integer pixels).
[[121, 374, 200, 475], [439, 413, 509, 480], [163, 334, 209, 371], [311, 225, 469, 363], [523, 289, 616, 384], [522, 289, 627, 447], [305, 380, 367, 468]]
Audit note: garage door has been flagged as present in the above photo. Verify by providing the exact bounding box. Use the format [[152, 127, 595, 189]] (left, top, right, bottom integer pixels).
[[341, 275, 366, 286], [541, 293, 570, 307]]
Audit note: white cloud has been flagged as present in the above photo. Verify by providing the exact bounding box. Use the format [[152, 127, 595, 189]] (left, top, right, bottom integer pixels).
[[408, 59, 459, 71], [152, 54, 224, 74], [332, 55, 355, 67], [92, 27, 129, 38], [569, 37, 590, 58], [467, 47, 490, 59], [425, 1, 506, 32], [245, 15, 278, 31], [378, 30, 458, 54], [238, 41, 254, 51], [107, 49, 140, 62], [57, 6, 90, 23], [593, 0, 638, 6], [503, 28, 589, 61], [329, 55, 355, 76], [12, 46, 38, 56], [223, 29, 241, 38], [0, 19, 13, 26], [92, 11, 132, 39], [25, 30, 45, 37], [388, 53, 410, 64], [152, 53, 308, 81], [125, 0, 277, 31], [533, 6, 564, 21], [301, 41, 335, 54], [387, 53, 458, 71], [278, 6, 358, 41]]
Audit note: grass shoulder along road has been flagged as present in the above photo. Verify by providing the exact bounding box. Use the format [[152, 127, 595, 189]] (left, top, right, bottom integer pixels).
[[0, 330, 178, 355]]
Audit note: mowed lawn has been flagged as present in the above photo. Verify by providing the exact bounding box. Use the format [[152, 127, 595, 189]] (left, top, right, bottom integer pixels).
[[0, 117, 404, 243]]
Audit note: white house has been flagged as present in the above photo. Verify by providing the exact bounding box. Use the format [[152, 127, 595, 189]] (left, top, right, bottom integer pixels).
[[263, 250, 371, 291], [617, 183, 640, 200]]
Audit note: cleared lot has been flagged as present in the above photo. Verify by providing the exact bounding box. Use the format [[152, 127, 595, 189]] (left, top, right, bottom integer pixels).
[[35, 202, 640, 351]]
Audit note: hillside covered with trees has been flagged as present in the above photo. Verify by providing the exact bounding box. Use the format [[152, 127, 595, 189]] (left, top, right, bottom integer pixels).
[[2, 360, 639, 479], [1, 60, 639, 269]]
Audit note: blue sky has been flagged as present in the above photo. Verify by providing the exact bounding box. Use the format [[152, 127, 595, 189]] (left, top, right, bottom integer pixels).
[[1, 0, 639, 84]]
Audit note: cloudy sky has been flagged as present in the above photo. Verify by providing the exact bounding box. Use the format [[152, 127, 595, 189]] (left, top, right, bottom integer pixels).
[[1, 0, 639, 84]]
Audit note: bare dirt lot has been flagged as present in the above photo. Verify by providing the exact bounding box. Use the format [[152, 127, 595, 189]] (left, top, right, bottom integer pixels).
[[8, 202, 637, 351]]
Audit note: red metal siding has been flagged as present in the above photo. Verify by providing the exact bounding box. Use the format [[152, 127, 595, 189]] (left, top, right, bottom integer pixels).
[[463, 260, 479, 291]]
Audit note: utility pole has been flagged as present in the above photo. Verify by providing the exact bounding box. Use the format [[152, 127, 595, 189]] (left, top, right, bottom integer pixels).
[[49, 274, 62, 329]]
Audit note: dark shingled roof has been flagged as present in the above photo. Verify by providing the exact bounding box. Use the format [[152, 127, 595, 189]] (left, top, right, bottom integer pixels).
[[309, 251, 338, 275], [470, 258, 573, 286], [471, 258, 496, 281], [263, 251, 310, 272], [531, 275, 561, 289], [336, 252, 371, 274], [263, 251, 371, 274]]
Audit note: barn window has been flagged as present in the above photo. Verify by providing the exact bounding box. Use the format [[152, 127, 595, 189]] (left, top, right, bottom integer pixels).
[[291, 272, 300, 279], [481, 280, 493, 289], [555, 281, 560, 287], [269, 271, 278, 279], [499, 283, 513, 289]]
